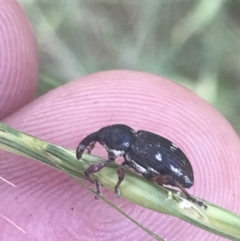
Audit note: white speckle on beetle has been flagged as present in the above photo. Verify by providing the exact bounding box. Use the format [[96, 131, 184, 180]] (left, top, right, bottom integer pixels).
[[155, 153, 162, 161], [183, 175, 192, 183], [132, 162, 148, 174], [170, 146, 177, 151], [103, 144, 125, 156], [170, 143, 178, 151], [125, 154, 148, 174], [147, 167, 159, 175], [172, 143, 178, 148], [170, 165, 183, 176], [111, 149, 125, 156], [123, 142, 130, 148], [78, 145, 86, 151]]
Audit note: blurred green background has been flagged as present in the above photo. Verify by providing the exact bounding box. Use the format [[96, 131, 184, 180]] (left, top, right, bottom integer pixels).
[[19, 0, 240, 133]]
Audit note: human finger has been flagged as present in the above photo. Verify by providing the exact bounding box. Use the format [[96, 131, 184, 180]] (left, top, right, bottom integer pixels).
[[1, 70, 239, 241], [0, 0, 38, 120]]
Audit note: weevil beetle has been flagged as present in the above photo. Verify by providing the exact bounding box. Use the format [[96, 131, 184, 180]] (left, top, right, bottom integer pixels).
[[76, 124, 207, 208], [76, 124, 136, 195]]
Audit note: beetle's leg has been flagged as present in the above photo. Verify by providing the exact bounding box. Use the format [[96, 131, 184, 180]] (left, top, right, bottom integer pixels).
[[85, 152, 116, 181], [114, 158, 132, 198], [86, 141, 96, 154], [174, 182, 207, 208], [95, 181, 102, 199], [84, 152, 117, 197], [154, 174, 207, 208], [142, 171, 155, 180], [114, 165, 124, 198], [114, 163, 127, 198]]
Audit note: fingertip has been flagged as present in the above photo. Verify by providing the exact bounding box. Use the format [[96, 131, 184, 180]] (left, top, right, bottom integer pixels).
[[0, 0, 38, 119], [2, 70, 240, 241]]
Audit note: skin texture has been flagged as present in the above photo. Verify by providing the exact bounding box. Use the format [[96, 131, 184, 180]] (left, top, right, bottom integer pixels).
[[0, 0, 38, 120], [0, 2, 240, 241]]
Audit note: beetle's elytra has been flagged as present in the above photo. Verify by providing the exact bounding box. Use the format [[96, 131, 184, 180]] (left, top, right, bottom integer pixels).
[[76, 124, 206, 208]]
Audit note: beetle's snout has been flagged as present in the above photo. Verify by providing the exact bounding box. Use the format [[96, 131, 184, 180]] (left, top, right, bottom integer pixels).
[[76, 145, 86, 159]]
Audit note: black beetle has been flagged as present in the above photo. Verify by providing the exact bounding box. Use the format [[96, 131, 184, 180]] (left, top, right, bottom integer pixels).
[[76, 124, 206, 208]]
